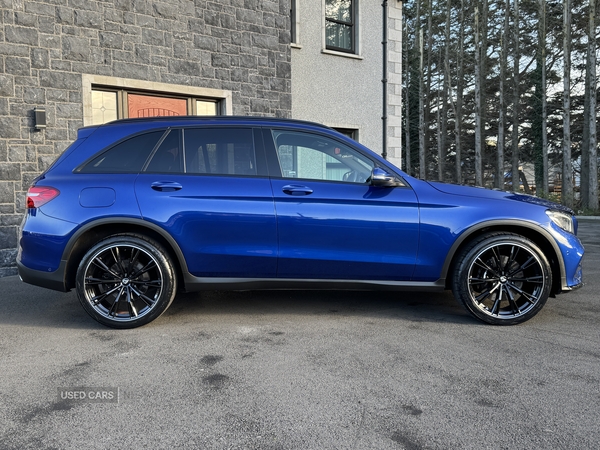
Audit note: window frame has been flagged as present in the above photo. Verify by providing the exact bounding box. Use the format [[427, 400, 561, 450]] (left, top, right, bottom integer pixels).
[[324, 0, 357, 54]]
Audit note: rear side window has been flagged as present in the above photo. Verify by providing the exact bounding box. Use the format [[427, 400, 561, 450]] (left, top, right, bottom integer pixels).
[[183, 128, 256, 176], [80, 131, 165, 173], [144, 129, 183, 173]]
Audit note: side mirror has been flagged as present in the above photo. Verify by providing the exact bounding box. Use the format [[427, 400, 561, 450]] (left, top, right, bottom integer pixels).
[[370, 167, 401, 187]]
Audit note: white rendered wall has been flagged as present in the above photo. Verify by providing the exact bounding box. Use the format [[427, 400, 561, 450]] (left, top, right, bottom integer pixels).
[[291, 0, 403, 169]]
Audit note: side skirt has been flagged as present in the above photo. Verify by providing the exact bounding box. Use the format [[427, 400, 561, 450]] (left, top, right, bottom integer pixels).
[[181, 275, 447, 292]]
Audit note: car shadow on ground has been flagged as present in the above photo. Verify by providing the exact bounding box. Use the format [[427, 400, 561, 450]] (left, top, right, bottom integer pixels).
[[0, 274, 477, 329], [162, 288, 476, 326]]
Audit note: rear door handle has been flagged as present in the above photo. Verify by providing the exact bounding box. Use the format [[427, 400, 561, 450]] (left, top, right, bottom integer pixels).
[[151, 181, 182, 192], [282, 184, 313, 196]]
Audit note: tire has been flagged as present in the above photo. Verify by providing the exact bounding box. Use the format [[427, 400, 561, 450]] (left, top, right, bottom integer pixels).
[[76, 234, 177, 329], [452, 232, 552, 325]]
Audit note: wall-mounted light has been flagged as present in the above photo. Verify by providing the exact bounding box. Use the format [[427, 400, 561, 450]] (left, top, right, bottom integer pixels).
[[34, 107, 46, 130]]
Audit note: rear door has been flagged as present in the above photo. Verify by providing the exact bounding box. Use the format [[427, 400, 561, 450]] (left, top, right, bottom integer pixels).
[[135, 127, 278, 278], [265, 129, 420, 281]]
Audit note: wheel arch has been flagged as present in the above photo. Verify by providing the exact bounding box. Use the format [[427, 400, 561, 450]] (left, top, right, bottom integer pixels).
[[443, 220, 565, 296], [62, 218, 188, 291]]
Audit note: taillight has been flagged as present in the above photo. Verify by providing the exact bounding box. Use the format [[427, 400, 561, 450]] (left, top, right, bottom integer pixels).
[[26, 186, 60, 208]]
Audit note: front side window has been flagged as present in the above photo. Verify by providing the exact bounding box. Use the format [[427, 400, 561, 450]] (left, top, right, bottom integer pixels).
[[325, 0, 356, 53], [273, 130, 373, 183]]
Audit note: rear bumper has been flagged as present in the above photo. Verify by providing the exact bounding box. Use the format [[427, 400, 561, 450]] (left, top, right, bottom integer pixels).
[[17, 259, 69, 292]]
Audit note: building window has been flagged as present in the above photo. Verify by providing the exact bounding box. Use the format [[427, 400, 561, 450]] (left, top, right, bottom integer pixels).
[[196, 100, 218, 116], [127, 93, 188, 118], [333, 128, 358, 141], [90, 89, 220, 125], [83, 75, 232, 126], [91, 90, 118, 124], [290, 0, 298, 44], [325, 0, 356, 54]]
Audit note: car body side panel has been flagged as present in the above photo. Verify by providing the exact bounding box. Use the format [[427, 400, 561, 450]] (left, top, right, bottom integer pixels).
[[18, 210, 78, 273], [407, 178, 584, 289], [135, 174, 278, 278], [18, 173, 142, 273], [270, 179, 420, 280]]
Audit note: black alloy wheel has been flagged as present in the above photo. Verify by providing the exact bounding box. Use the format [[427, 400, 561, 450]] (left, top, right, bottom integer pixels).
[[452, 232, 552, 325], [76, 234, 177, 328]]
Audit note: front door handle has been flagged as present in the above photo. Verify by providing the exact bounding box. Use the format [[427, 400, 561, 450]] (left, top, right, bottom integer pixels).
[[151, 181, 182, 192], [282, 184, 313, 196]]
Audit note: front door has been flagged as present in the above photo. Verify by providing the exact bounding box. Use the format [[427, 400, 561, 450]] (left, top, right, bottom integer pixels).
[[268, 129, 419, 281]]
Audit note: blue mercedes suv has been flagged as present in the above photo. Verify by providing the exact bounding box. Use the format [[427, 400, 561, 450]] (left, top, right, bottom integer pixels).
[[17, 116, 584, 328]]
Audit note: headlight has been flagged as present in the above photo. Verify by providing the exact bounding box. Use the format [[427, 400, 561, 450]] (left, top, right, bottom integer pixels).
[[546, 210, 574, 234]]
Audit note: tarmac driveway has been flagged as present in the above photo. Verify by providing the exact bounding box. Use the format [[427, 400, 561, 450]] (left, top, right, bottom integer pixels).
[[1, 220, 599, 449]]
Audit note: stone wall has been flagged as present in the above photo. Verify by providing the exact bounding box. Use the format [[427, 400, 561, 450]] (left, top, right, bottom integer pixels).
[[0, 0, 292, 276]]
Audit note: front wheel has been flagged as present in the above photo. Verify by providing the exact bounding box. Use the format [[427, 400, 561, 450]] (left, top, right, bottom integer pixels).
[[452, 233, 552, 325], [76, 234, 177, 329]]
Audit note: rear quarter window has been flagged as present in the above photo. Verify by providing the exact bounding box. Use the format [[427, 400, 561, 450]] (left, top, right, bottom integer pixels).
[[79, 131, 165, 173]]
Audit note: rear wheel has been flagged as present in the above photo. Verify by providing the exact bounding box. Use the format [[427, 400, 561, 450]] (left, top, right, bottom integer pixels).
[[452, 233, 552, 325], [76, 234, 177, 329]]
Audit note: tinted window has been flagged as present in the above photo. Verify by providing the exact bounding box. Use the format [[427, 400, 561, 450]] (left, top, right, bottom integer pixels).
[[81, 131, 165, 173], [273, 130, 374, 183], [145, 129, 183, 173], [184, 128, 256, 176]]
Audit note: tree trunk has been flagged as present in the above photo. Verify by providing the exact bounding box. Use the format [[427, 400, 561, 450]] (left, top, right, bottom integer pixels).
[[474, 4, 483, 186], [585, 0, 598, 210], [512, 0, 520, 192], [481, 0, 489, 186], [455, 0, 465, 184], [534, 0, 548, 197], [424, 0, 434, 179], [440, 0, 451, 183], [404, 15, 411, 176], [419, 27, 426, 179], [497, 0, 509, 190], [540, 0, 549, 196], [437, 50, 443, 181], [562, 0, 574, 208], [582, 50, 590, 206]]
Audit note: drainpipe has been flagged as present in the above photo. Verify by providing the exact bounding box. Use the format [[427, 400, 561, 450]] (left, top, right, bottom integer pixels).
[[382, 0, 388, 160]]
